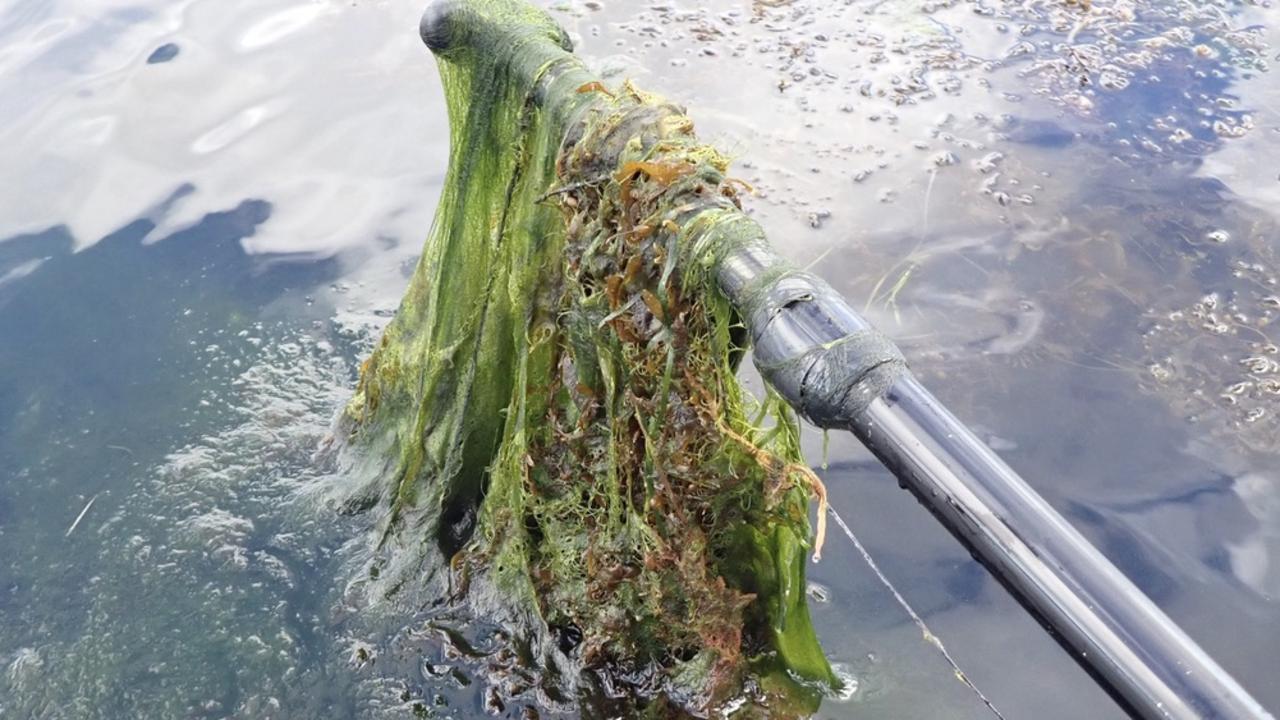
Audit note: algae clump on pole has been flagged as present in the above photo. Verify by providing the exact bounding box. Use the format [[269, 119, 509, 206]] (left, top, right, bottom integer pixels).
[[340, 0, 837, 713]]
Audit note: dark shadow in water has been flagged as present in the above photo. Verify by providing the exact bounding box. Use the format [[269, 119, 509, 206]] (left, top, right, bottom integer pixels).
[[1065, 501, 1181, 605], [0, 194, 340, 507], [0, 195, 357, 718]]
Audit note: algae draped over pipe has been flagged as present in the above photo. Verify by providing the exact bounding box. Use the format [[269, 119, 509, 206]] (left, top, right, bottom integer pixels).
[[341, 0, 837, 713]]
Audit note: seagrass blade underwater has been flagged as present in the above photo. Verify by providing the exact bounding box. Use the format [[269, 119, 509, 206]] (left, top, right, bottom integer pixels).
[[337, 0, 838, 715]]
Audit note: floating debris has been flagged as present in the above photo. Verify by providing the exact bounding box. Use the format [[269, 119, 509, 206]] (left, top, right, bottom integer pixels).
[[64, 494, 98, 537]]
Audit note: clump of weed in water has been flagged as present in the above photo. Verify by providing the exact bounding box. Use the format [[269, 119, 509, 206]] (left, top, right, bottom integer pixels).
[[338, 1, 835, 716]]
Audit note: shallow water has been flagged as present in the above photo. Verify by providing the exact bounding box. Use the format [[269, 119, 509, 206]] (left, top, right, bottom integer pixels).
[[0, 0, 1277, 717]]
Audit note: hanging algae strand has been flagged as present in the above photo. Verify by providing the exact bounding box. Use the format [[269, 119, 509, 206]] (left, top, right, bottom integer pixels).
[[340, 0, 836, 714]]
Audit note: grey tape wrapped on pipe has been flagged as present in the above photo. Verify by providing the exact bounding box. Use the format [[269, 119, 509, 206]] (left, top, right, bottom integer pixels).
[[686, 210, 908, 427], [757, 328, 905, 427], [748, 272, 907, 427]]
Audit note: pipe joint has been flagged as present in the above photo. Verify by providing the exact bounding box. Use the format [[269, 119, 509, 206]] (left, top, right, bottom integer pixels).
[[744, 269, 907, 427]]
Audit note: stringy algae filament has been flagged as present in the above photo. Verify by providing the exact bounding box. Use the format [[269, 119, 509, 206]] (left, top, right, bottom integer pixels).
[[339, 0, 835, 715]]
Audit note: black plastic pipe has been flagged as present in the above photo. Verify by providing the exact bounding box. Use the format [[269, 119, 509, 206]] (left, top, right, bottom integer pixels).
[[418, 2, 1275, 717]]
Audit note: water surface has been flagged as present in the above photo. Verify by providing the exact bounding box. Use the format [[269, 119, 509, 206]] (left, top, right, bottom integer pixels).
[[1, 0, 1277, 717]]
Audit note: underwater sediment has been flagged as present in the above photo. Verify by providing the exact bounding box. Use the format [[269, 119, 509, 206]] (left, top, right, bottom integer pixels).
[[340, 0, 835, 715]]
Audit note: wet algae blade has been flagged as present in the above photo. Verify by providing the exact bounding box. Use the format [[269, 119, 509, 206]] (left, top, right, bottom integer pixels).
[[338, 1, 1278, 719], [384, 6, 1271, 720], [341, 0, 836, 714]]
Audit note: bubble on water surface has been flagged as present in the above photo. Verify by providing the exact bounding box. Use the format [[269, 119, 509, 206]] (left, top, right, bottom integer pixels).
[[1142, 259, 1280, 454], [0, 328, 371, 719]]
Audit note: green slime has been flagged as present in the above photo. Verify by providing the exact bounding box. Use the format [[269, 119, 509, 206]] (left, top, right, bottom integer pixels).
[[343, 1, 835, 714]]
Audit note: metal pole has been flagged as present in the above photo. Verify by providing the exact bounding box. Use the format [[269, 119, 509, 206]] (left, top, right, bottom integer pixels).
[[418, 2, 1274, 717], [711, 233, 1274, 720], [854, 376, 1271, 720]]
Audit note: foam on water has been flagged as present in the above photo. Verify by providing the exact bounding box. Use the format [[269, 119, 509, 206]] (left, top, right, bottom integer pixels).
[[0, 327, 372, 719]]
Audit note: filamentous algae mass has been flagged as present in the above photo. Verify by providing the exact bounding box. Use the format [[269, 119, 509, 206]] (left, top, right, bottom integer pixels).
[[339, 0, 835, 715]]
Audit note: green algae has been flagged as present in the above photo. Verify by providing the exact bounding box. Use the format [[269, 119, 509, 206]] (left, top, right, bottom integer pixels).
[[341, 0, 836, 714]]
